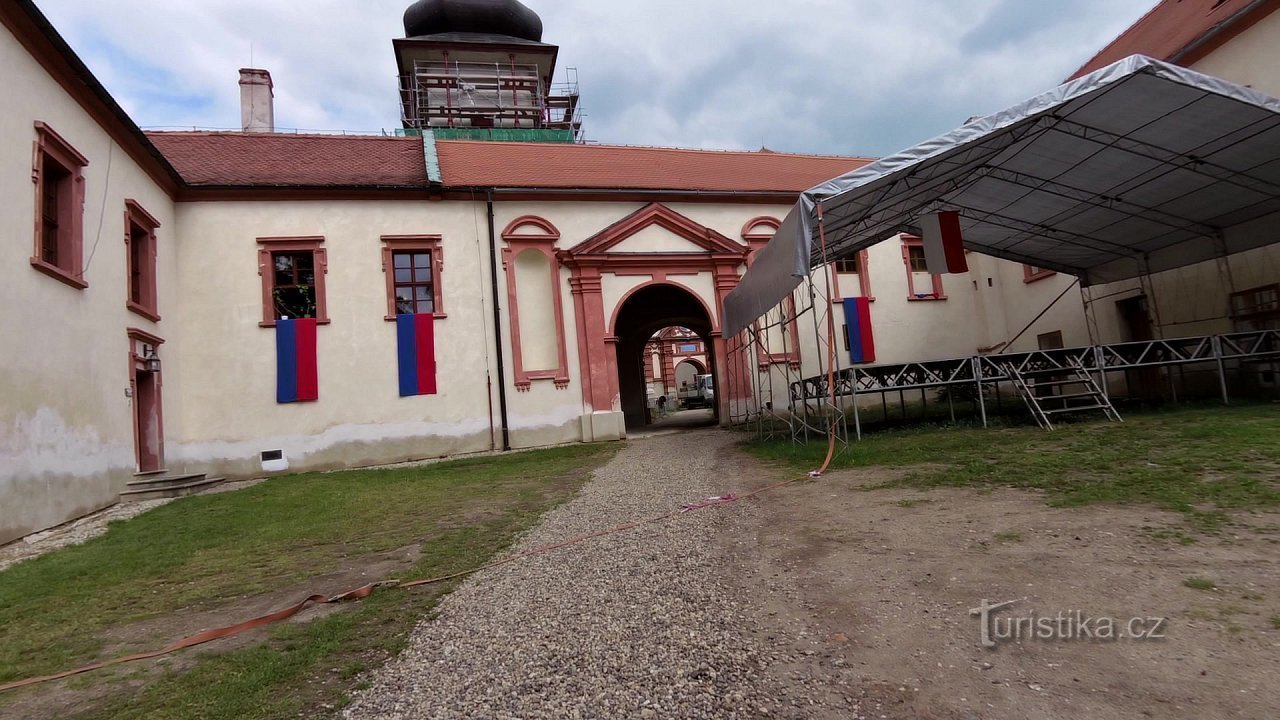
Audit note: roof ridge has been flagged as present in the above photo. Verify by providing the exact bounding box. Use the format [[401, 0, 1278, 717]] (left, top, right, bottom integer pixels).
[[145, 130, 418, 141], [1068, 0, 1257, 80], [1070, 0, 1172, 80], [432, 138, 875, 161]]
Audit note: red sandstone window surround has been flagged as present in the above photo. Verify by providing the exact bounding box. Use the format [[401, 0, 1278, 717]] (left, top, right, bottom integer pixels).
[[381, 235, 445, 319], [30, 122, 89, 289], [125, 200, 161, 321], [257, 236, 328, 326], [900, 235, 946, 300], [501, 216, 570, 391], [833, 249, 874, 300], [1023, 264, 1057, 283]]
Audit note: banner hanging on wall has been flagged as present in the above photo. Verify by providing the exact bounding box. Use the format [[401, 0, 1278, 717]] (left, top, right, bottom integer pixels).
[[396, 314, 438, 397], [276, 318, 319, 403]]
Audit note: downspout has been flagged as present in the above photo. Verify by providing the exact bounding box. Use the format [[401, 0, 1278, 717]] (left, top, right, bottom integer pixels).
[[486, 189, 512, 451]]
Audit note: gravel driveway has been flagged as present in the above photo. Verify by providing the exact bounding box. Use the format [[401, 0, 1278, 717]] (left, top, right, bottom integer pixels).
[[344, 429, 810, 719]]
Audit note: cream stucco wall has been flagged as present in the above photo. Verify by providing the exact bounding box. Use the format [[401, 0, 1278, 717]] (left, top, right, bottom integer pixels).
[[0, 22, 179, 543], [169, 199, 512, 474], [1191, 10, 1280, 97]]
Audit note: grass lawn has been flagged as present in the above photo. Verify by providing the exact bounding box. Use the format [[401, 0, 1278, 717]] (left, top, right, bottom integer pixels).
[[0, 443, 617, 720], [747, 404, 1280, 532]]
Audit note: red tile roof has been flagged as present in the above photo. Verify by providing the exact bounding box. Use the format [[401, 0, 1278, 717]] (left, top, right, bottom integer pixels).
[[434, 140, 872, 192], [1069, 0, 1277, 79], [146, 131, 873, 193], [146, 132, 428, 188]]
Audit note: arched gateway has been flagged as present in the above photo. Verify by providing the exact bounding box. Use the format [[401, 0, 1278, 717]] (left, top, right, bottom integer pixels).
[[557, 203, 754, 437]]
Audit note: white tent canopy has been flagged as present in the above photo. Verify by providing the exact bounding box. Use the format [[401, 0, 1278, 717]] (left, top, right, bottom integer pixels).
[[724, 55, 1280, 337]]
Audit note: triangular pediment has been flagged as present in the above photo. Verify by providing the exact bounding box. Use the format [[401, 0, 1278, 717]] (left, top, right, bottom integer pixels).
[[566, 203, 746, 257]]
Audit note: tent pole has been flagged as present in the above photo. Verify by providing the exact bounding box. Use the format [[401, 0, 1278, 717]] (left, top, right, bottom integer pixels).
[[1213, 335, 1230, 405], [1140, 255, 1166, 340], [973, 357, 988, 428], [852, 372, 862, 441]]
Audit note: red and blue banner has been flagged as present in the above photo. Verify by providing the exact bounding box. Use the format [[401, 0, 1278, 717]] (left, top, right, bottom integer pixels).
[[842, 297, 876, 364], [920, 210, 969, 274], [276, 318, 319, 403], [396, 314, 437, 397]]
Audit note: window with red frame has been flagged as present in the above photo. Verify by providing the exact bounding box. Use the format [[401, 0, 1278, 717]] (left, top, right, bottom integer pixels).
[[31, 123, 89, 288], [832, 250, 874, 300], [901, 236, 945, 300], [1023, 264, 1056, 283], [271, 251, 319, 319], [125, 201, 160, 320], [381, 236, 443, 319], [392, 250, 435, 315], [257, 237, 327, 326]]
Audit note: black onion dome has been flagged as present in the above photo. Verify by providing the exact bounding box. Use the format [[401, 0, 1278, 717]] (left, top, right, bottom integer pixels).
[[404, 0, 543, 41]]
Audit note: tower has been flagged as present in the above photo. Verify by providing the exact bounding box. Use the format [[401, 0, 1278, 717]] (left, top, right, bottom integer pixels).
[[395, 0, 583, 142]]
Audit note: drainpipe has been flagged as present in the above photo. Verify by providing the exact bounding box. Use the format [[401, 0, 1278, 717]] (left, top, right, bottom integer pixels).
[[486, 189, 512, 451]]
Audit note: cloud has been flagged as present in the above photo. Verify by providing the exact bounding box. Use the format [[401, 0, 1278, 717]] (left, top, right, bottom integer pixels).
[[34, 0, 1155, 155]]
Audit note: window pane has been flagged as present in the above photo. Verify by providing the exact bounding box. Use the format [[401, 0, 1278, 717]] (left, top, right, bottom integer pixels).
[[908, 246, 928, 272], [414, 253, 432, 271], [42, 225, 59, 266], [130, 228, 145, 304], [395, 268, 412, 283], [415, 285, 434, 313], [293, 252, 314, 271], [393, 252, 411, 269], [273, 286, 315, 319], [395, 288, 414, 315], [274, 254, 293, 273]]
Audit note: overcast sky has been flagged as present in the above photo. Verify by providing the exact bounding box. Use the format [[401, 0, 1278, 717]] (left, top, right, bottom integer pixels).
[[36, 0, 1156, 157]]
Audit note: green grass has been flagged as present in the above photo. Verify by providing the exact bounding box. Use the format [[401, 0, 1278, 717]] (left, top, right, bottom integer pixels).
[[0, 443, 617, 719], [1270, 615, 1280, 630], [747, 405, 1280, 531], [994, 531, 1024, 543], [1184, 576, 1218, 591]]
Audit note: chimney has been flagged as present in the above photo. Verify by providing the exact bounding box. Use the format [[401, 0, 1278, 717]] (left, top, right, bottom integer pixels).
[[239, 68, 274, 133]]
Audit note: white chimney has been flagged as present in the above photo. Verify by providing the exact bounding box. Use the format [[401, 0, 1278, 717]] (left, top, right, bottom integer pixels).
[[239, 68, 275, 133]]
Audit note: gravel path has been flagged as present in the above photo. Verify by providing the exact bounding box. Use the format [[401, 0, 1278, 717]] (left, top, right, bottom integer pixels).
[[345, 429, 808, 720], [0, 499, 171, 572]]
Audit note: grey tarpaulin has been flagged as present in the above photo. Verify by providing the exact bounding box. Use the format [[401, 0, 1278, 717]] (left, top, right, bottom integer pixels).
[[723, 55, 1280, 338]]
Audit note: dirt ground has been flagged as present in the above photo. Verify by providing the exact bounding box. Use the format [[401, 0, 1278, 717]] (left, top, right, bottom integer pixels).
[[726, 465, 1280, 720]]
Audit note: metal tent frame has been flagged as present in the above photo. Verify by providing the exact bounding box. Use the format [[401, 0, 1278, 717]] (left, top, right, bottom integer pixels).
[[724, 55, 1280, 338]]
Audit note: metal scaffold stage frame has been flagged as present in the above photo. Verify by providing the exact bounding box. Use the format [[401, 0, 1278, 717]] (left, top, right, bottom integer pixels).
[[788, 330, 1280, 438]]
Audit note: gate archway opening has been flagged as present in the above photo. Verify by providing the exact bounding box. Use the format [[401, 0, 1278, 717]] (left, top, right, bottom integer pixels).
[[612, 283, 717, 430]]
